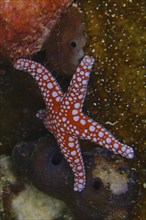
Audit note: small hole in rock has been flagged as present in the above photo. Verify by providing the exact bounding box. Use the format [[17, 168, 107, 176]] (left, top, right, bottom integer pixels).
[[51, 153, 62, 165], [70, 41, 77, 48], [93, 178, 103, 190], [118, 166, 128, 174]]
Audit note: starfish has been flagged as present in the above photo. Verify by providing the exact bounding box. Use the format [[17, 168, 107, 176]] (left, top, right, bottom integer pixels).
[[14, 55, 134, 192]]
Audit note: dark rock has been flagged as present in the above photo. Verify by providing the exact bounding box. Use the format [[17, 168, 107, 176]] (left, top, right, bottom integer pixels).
[[12, 134, 138, 220]]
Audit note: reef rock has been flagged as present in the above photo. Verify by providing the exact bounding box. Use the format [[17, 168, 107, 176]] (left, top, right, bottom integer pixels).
[[12, 134, 138, 220], [44, 6, 86, 74], [0, 0, 72, 62], [0, 155, 72, 220]]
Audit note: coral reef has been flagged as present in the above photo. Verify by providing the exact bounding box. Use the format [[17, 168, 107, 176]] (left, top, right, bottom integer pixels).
[[0, 0, 145, 219], [77, 1, 145, 217], [11, 135, 138, 220], [0, 0, 72, 62], [78, 0, 145, 124], [44, 6, 86, 74], [0, 155, 72, 220], [0, 5, 85, 154]]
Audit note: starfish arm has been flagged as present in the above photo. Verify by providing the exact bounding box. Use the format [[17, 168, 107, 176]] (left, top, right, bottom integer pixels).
[[56, 133, 86, 192], [80, 115, 134, 159], [14, 59, 63, 110], [61, 55, 95, 110]]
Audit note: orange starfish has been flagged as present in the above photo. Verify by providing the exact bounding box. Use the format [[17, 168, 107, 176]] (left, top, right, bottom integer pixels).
[[14, 55, 134, 192]]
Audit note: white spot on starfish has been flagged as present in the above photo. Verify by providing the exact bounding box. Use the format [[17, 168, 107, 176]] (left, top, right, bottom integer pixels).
[[71, 151, 77, 156], [43, 74, 48, 80], [47, 83, 53, 89], [37, 68, 43, 73], [89, 125, 96, 132]]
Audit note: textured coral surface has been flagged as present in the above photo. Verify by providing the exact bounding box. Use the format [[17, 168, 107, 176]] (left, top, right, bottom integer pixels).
[[0, 0, 145, 219], [45, 6, 86, 74], [0, 0, 72, 62], [77, 1, 145, 219]]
